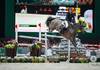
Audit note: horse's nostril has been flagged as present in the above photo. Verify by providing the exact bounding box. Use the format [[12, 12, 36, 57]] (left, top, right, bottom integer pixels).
[[49, 29, 51, 32], [46, 28, 49, 31], [49, 29, 52, 32], [47, 29, 49, 31]]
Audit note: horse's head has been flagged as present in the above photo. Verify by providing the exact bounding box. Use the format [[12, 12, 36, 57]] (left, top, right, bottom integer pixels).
[[46, 16, 56, 32]]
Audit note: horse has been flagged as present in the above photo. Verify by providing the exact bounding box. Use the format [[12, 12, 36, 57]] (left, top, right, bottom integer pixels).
[[45, 16, 86, 52]]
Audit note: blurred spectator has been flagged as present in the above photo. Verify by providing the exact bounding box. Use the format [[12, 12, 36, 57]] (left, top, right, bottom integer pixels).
[[19, 0, 27, 3], [21, 5, 27, 13], [0, 41, 4, 47]]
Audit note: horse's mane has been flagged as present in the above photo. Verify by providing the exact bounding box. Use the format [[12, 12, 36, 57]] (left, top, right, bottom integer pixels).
[[46, 16, 55, 27]]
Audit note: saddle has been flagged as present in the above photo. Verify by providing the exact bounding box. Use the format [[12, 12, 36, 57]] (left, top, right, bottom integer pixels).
[[60, 20, 75, 34]]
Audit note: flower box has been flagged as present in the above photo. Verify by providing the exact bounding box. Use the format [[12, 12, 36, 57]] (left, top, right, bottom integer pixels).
[[5, 43, 17, 58]]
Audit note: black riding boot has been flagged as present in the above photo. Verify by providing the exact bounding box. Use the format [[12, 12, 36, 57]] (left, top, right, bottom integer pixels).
[[60, 27, 68, 34]]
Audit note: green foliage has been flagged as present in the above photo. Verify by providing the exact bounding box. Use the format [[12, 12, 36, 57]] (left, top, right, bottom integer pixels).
[[0, 57, 45, 63], [32, 57, 45, 63], [4, 44, 15, 49], [70, 58, 89, 63], [32, 43, 41, 49]]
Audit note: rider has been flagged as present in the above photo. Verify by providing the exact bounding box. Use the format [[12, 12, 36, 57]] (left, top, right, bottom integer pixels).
[[66, 7, 75, 25], [56, 6, 69, 34]]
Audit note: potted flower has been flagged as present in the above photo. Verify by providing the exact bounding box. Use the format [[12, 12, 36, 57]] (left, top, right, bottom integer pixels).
[[5, 40, 17, 58], [30, 41, 42, 57]]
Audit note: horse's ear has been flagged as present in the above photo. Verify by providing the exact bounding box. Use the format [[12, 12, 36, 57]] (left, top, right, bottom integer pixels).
[[47, 16, 54, 21], [46, 17, 51, 26], [46, 21, 50, 27]]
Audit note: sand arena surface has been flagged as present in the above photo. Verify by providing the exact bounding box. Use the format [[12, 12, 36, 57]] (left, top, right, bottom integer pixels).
[[0, 63, 100, 70]]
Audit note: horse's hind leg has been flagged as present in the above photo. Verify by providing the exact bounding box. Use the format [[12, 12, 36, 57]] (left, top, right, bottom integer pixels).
[[70, 37, 79, 54], [70, 37, 77, 47]]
